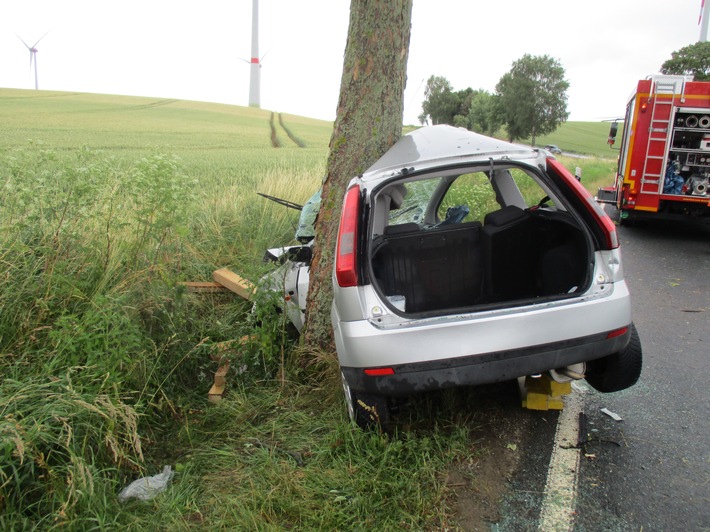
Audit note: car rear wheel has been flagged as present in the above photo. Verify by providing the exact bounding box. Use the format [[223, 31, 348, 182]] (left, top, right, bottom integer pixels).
[[586, 323, 642, 393], [341, 372, 391, 432]]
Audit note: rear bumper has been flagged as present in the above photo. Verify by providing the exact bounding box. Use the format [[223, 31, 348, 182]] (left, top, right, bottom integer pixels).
[[341, 328, 631, 396]]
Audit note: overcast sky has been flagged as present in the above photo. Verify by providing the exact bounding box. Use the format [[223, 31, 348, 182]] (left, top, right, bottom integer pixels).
[[0, 1, 704, 125]]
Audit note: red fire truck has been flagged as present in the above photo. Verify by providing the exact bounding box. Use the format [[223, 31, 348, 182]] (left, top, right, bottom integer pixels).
[[598, 75, 710, 223]]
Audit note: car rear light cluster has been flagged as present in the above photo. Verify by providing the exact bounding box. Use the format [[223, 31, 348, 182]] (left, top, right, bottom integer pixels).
[[547, 159, 619, 250], [335, 185, 361, 287], [606, 326, 629, 339], [364, 367, 394, 376]]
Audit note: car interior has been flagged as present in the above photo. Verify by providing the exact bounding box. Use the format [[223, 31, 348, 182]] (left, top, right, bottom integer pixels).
[[369, 166, 591, 314]]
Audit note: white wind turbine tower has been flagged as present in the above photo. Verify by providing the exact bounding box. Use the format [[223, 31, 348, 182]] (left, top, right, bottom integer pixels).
[[17, 32, 49, 90], [248, 0, 260, 108]]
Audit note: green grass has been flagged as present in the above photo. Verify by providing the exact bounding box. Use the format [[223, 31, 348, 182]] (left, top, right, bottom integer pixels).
[[0, 89, 330, 180], [519, 121, 620, 192], [0, 88, 618, 529], [525, 121, 618, 158]]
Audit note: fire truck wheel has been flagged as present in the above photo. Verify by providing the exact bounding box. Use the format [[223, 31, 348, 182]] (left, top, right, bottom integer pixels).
[[586, 323, 642, 393]]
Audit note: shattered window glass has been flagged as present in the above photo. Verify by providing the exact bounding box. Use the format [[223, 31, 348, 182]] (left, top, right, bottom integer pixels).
[[295, 188, 321, 242], [388, 179, 440, 225]]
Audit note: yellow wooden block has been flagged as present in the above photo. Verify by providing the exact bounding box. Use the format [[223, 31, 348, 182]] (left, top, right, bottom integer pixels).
[[550, 380, 572, 397], [208, 383, 226, 403], [547, 396, 565, 410], [212, 269, 255, 300], [214, 363, 229, 387], [520, 375, 572, 410], [525, 391, 552, 410]]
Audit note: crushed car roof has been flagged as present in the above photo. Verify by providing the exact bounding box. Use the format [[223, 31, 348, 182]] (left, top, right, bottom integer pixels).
[[363, 125, 542, 180]]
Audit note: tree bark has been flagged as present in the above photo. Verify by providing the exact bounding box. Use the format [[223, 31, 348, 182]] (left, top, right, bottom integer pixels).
[[301, 0, 413, 352]]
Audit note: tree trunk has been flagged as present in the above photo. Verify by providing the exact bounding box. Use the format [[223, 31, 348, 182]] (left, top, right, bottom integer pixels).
[[301, 0, 413, 352]]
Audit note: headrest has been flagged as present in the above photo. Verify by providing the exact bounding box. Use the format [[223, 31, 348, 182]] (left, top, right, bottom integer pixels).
[[384, 222, 420, 236], [483, 205, 526, 227], [386, 184, 407, 209]]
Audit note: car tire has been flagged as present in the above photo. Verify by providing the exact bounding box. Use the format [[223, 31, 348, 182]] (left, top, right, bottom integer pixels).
[[341, 372, 391, 432], [585, 323, 642, 393]]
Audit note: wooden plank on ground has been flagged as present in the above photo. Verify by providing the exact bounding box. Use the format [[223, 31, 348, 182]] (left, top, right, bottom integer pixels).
[[207, 336, 253, 402], [208, 383, 226, 403], [213, 268, 255, 300], [214, 362, 230, 387]]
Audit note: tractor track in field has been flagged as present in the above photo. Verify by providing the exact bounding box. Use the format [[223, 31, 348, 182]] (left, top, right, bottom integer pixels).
[[269, 112, 306, 148]]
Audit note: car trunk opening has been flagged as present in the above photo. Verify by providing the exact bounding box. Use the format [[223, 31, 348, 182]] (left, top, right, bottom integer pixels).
[[367, 164, 594, 315]]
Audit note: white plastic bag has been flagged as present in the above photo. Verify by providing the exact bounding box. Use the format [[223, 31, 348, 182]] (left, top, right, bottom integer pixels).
[[118, 465, 174, 503]]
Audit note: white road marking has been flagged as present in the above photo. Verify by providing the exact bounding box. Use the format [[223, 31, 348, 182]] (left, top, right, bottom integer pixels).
[[538, 389, 584, 532]]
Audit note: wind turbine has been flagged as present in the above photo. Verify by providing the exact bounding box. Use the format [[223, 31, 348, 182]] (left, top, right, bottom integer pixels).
[[17, 32, 48, 90]]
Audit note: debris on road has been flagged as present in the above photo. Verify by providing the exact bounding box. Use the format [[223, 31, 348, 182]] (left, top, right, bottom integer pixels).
[[600, 407, 623, 421]]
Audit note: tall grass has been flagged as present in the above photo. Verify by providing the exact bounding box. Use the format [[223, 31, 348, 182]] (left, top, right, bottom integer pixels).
[[0, 145, 174, 523], [175, 387, 473, 529], [189, 160, 323, 278], [0, 141, 290, 526]]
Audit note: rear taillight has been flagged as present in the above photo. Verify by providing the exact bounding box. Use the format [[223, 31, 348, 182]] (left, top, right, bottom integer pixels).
[[547, 159, 619, 250], [607, 326, 629, 339], [335, 185, 361, 287], [364, 367, 395, 376]]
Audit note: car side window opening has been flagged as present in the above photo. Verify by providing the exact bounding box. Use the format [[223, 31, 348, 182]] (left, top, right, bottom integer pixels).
[[508, 168, 560, 209], [436, 167, 560, 223], [437, 172, 500, 224]]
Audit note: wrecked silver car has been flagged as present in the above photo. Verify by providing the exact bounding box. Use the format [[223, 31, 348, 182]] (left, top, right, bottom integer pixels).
[[330, 125, 642, 430]]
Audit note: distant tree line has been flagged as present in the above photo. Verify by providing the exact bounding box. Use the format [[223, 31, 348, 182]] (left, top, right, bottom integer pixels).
[[417, 43, 710, 146], [418, 54, 570, 146]]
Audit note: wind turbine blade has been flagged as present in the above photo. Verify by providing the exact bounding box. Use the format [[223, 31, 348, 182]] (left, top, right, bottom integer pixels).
[[32, 31, 50, 48], [16, 34, 31, 49]]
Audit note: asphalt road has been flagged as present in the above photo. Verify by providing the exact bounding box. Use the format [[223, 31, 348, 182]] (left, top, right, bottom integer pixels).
[[573, 219, 710, 531], [492, 217, 709, 531]]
